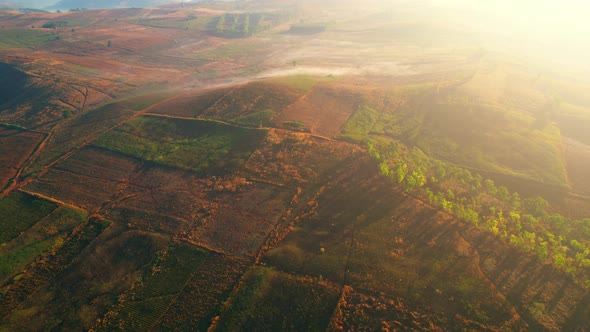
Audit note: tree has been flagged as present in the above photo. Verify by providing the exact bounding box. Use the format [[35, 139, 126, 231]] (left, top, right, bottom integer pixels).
[[216, 14, 225, 33], [243, 14, 250, 36], [107, 40, 112, 47], [396, 163, 408, 184], [523, 196, 549, 218], [483, 179, 496, 195]]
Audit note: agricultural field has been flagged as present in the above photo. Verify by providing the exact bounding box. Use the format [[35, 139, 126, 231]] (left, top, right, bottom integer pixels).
[[0, 205, 87, 284], [0, 191, 58, 244], [98, 243, 249, 331], [0, 125, 44, 191], [215, 267, 340, 331], [93, 116, 266, 174], [0, 29, 61, 49]]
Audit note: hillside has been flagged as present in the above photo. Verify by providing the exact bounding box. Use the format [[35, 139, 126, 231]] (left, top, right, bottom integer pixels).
[[0, 1, 589, 331]]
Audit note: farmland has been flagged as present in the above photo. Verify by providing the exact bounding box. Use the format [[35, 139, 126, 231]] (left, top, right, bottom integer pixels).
[[93, 116, 267, 174], [0, 0, 590, 330]]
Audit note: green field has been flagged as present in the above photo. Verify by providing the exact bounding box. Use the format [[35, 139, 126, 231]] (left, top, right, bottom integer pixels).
[[0, 226, 169, 331], [0, 192, 58, 244], [230, 109, 275, 127], [335, 83, 569, 188], [0, 29, 61, 49], [337, 105, 380, 142], [0, 206, 87, 283], [386, 101, 567, 187], [93, 116, 267, 174]]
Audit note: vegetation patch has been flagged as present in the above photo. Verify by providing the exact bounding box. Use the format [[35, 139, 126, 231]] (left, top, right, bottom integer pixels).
[[213, 12, 289, 38], [141, 252, 248, 331], [370, 85, 568, 187], [0, 192, 58, 244], [0, 226, 168, 331], [230, 109, 275, 127], [93, 116, 266, 175], [216, 267, 340, 331], [337, 105, 379, 142], [0, 29, 60, 48], [201, 81, 305, 120], [369, 138, 590, 287], [97, 242, 209, 331], [0, 206, 87, 283], [269, 75, 333, 92], [42, 21, 68, 28]]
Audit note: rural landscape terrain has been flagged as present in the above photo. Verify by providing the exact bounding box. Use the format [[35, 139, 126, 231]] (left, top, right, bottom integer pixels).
[[1, 0, 590, 330]]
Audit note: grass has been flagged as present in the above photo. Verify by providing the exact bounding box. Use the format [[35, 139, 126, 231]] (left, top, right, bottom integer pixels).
[[0, 206, 87, 283], [337, 105, 379, 142], [93, 116, 266, 175], [0, 192, 58, 244], [116, 90, 177, 110], [0, 29, 61, 49], [194, 40, 260, 61], [136, 17, 198, 29], [202, 80, 305, 120], [0, 226, 169, 331], [230, 109, 275, 127], [65, 18, 94, 27], [22, 87, 178, 178], [0, 123, 27, 131], [269, 75, 334, 92], [281, 120, 307, 131], [23, 103, 136, 177], [560, 102, 590, 118], [217, 267, 340, 331], [416, 103, 566, 186], [0, 239, 54, 282], [369, 84, 568, 187]]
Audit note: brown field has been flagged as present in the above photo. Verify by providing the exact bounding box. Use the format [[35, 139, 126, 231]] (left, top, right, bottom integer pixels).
[[243, 129, 364, 186], [151, 254, 249, 331], [25, 147, 140, 209], [271, 83, 363, 137], [187, 181, 292, 257], [148, 87, 232, 117], [1, 224, 169, 331], [0, 126, 44, 191], [200, 81, 305, 120]]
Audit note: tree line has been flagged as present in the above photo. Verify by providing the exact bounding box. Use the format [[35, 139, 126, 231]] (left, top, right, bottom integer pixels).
[[368, 138, 590, 288], [215, 13, 287, 37]]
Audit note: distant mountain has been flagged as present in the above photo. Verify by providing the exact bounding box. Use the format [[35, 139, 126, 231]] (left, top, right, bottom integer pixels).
[[1, 0, 57, 9], [48, 0, 182, 10]]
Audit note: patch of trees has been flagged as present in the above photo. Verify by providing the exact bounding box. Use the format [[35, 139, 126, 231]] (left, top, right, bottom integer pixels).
[[42, 21, 68, 29], [368, 138, 590, 288], [214, 12, 288, 38]]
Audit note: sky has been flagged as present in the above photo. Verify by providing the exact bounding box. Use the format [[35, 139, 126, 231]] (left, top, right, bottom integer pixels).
[[428, 0, 590, 72]]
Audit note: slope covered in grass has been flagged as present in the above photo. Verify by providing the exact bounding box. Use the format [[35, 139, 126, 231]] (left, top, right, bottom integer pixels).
[[93, 116, 266, 175], [338, 83, 568, 188]]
